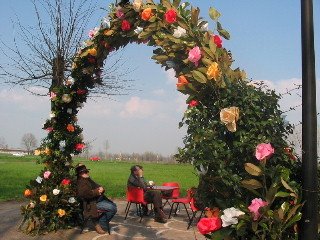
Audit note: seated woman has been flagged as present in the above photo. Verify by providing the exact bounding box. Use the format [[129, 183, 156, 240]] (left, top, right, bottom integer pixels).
[[127, 165, 167, 223], [76, 164, 117, 234]]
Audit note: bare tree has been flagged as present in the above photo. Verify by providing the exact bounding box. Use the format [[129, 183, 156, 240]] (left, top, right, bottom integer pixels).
[[104, 139, 109, 160], [0, 0, 131, 97], [0, 137, 8, 149], [21, 133, 38, 154], [82, 141, 93, 159]]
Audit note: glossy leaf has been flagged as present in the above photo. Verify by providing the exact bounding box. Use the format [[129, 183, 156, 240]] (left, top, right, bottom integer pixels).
[[244, 163, 262, 176], [241, 179, 263, 190], [209, 7, 221, 21]]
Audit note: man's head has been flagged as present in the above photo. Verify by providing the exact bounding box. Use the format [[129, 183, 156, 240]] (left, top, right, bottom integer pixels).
[[130, 165, 143, 176], [75, 164, 90, 178]]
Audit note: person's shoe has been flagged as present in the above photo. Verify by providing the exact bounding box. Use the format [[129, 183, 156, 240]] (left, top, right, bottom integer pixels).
[[94, 224, 106, 234], [154, 209, 167, 223]]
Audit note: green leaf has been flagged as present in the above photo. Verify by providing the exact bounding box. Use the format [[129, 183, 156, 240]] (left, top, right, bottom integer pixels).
[[191, 7, 200, 26], [209, 38, 217, 54], [192, 70, 207, 83], [281, 178, 295, 193], [241, 179, 263, 190], [173, 0, 181, 8], [209, 7, 221, 21], [217, 29, 230, 40], [151, 55, 168, 61], [284, 212, 302, 229], [201, 57, 213, 66], [244, 163, 262, 176], [161, 0, 172, 9], [275, 191, 291, 198]]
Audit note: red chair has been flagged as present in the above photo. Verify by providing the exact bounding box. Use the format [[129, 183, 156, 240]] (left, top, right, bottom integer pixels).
[[187, 197, 205, 229], [161, 182, 180, 207], [124, 187, 148, 223], [168, 188, 194, 221]]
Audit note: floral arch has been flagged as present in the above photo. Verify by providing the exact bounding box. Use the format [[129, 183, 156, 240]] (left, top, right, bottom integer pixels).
[[22, 0, 302, 238]]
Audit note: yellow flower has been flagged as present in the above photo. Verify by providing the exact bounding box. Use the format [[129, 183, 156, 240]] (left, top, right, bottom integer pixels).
[[220, 107, 240, 132], [57, 209, 66, 217], [40, 195, 47, 202], [87, 48, 97, 56], [206, 62, 220, 80], [44, 148, 51, 155], [34, 149, 41, 156], [132, 0, 143, 12]]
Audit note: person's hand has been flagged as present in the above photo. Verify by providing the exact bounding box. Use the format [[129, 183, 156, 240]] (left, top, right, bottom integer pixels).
[[98, 187, 104, 194], [138, 169, 143, 177]]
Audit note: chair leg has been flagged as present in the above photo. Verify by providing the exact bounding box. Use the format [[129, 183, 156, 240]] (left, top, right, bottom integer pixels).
[[168, 202, 176, 219], [182, 203, 191, 221], [124, 202, 131, 220], [187, 211, 197, 229], [138, 204, 143, 223]]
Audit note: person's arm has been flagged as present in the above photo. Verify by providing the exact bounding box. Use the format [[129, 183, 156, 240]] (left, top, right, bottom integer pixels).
[[127, 174, 147, 189], [77, 179, 101, 200]]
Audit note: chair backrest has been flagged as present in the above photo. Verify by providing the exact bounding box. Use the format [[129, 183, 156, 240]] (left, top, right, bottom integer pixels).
[[190, 197, 199, 211], [126, 187, 145, 203], [162, 182, 180, 198]]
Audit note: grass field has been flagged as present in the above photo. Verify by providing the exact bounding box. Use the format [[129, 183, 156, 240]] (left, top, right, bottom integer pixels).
[[0, 153, 198, 201]]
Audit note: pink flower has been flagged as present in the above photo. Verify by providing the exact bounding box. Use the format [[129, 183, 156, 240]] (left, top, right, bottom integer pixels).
[[197, 217, 222, 235], [116, 9, 125, 19], [50, 92, 57, 100], [188, 100, 199, 107], [188, 46, 202, 67], [61, 179, 71, 185], [46, 127, 53, 132], [43, 171, 51, 179], [255, 143, 275, 161], [248, 198, 268, 221]]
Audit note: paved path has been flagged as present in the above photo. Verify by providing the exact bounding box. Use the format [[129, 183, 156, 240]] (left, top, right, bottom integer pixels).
[[0, 200, 206, 240]]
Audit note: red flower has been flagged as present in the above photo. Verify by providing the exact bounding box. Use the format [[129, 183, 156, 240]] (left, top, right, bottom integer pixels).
[[77, 89, 87, 95], [197, 217, 222, 235], [46, 127, 53, 132], [212, 35, 222, 48], [188, 100, 199, 107], [75, 143, 85, 151], [121, 20, 131, 31], [61, 179, 71, 185], [88, 57, 96, 64], [164, 9, 177, 24]]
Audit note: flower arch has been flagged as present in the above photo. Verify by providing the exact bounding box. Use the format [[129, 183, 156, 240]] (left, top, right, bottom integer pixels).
[[22, 0, 301, 237]]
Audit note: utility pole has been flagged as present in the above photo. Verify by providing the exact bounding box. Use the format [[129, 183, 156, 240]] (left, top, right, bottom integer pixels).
[[300, 0, 318, 239]]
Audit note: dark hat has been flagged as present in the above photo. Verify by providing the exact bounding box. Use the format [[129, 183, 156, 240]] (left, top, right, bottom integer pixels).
[[75, 164, 90, 175]]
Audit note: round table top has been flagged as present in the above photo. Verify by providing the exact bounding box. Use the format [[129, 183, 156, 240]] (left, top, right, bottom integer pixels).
[[149, 185, 179, 190]]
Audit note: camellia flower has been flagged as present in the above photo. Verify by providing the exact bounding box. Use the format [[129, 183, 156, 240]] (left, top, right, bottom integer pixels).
[[68, 197, 76, 204], [50, 92, 57, 101], [188, 46, 201, 67], [39, 195, 47, 202], [50, 112, 56, 118], [121, 20, 131, 31], [59, 140, 66, 150], [36, 176, 43, 184], [24, 189, 32, 197], [44, 147, 51, 155], [176, 75, 189, 87], [173, 26, 187, 38], [116, 9, 125, 19], [87, 48, 97, 56], [34, 149, 41, 156], [164, 9, 177, 24], [75, 143, 85, 151], [28, 201, 35, 209], [132, 0, 143, 12], [212, 34, 222, 48], [53, 188, 60, 195], [197, 217, 222, 235], [67, 124, 75, 132], [141, 8, 153, 21], [62, 94, 72, 103], [200, 22, 209, 32], [43, 171, 51, 179], [46, 127, 53, 132], [220, 107, 239, 132], [77, 89, 87, 95], [61, 179, 71, 185], [134, 26, 143, 35], [188, 100, 199, 107], [65, 77, 74, 85], [221, 207, 245, 227], [207, 62, 220, 80], [255, 143, 275, 161], [57, 209, 66, 217], [248, 198, 268, 221]]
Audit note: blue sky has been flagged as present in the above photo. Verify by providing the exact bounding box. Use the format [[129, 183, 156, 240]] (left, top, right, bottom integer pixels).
[[0, 0, 319, 156]]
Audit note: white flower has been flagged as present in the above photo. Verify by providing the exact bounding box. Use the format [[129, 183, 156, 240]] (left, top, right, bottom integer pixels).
[[68, 197, 76, 204], [29, 201, 36, 209], [53, 189, 60, 195], [62, 94, 72, 103], [35, 176, 43, 184], [199, 22, 209, 32], [173, 26, 187, 38], [50, 112, 56, 118], [77, 102, 84, 108], [101, 17, 110, 29], [67, 108, 73, 114], [196, 164, 208, 175], [134, 26, 143, 35], [59, 140, 66, 150], [66, 77, 74, 85], [132, 0, 143, 12], [221, 207, 245, 227], [88, 27, 100, 38]]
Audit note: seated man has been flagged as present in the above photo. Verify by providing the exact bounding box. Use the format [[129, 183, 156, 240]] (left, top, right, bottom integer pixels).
[[76, 164, 117, 234], [127, 165, 167, 223]]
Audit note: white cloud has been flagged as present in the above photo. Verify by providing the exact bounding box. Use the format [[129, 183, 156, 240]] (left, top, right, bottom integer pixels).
[[152, 88, 166, 96], [165, 69, 176, 86]]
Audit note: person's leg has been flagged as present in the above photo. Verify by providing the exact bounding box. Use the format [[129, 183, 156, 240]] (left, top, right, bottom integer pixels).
[[96, 200, 117, 230], [145, 190, 167, 223]]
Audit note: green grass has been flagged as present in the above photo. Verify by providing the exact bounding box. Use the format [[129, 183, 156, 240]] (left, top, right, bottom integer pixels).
[[0, 154, 198, 201]]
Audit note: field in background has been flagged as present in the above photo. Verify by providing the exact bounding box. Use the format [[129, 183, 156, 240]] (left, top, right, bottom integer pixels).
[[0, 153, 198, 201]]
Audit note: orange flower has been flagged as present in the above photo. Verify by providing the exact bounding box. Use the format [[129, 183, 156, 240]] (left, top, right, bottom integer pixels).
[[207, 62, 220, 80], [141, 8, 153, 21], [24, 189, 32, 197], [57, 209, 66, 217], [67, 124, 75, 132], [87, 48, 97, 56], [176, 75, 189, 87], [34, 149, 41, 156], [205, 207, 220, 218], [44, 147, 51, 155], [40, 195, 47, 202]]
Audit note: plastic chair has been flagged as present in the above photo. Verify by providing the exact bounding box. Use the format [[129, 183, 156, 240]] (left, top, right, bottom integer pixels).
[[168, 188, 194, 221], [124, 187, 148, 223], [161, 182, 180, 207], [187, 197, 205, 229]]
